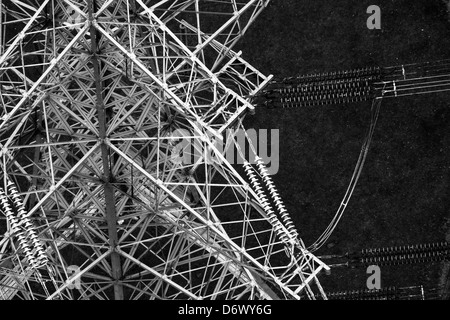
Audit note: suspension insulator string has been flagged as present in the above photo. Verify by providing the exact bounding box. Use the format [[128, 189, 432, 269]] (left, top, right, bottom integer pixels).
[[243, 161, 291, 246], [254, 156, 300, 242], [233, 120, 296, 256], [0, 181, 48, 269], [1, 188, 38, 268], [7, 181, 48, 266], [232, 121, 296, 256]]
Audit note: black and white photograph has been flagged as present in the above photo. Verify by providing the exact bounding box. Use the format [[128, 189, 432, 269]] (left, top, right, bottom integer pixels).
[[0, 0, 449, 309]]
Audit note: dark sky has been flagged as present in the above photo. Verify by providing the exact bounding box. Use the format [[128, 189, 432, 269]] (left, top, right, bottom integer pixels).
[[236, 0, 450, 293]]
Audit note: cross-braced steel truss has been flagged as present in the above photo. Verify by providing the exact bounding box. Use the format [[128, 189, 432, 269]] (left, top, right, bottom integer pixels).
[[0, 0, 328, 300]]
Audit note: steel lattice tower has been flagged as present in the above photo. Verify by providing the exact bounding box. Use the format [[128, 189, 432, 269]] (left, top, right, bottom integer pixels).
[[0, 0, 328, 300]]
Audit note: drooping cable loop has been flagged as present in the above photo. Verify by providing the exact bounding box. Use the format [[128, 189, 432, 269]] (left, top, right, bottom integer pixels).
[[308, 95, 384, 252]]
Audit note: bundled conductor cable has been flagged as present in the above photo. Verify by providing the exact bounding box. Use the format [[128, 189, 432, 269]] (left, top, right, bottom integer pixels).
[[353, 242, 450, 267], [255, 60, 450, 108], [258, 67, 381, 108], [317, 285, 427, 300]]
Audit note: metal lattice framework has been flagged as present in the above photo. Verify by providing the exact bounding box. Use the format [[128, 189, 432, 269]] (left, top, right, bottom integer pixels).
[[0, 0, 328, 300]]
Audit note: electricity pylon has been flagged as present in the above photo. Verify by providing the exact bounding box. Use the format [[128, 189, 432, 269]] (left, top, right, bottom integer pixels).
[[0, 0, 328, 300]]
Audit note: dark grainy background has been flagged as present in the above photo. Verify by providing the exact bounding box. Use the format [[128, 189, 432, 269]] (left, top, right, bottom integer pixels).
[[235, 0, 450, 293]]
